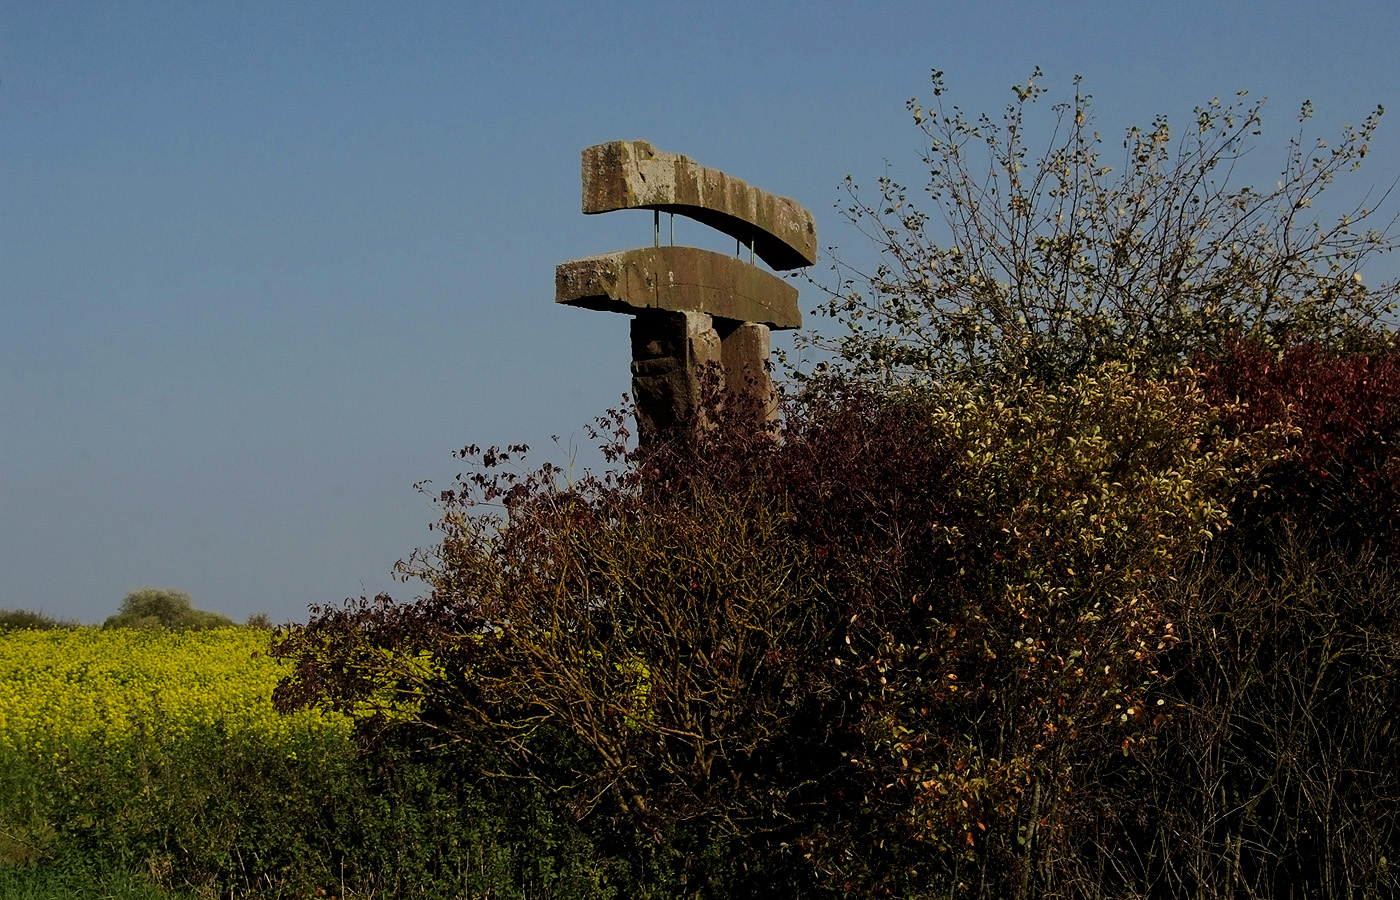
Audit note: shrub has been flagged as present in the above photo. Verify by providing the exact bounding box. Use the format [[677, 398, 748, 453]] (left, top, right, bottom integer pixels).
[[277, 449, 844, 896], [809, 69, 1397, 386], [1085, 531, 1400, 899], [275, 362, 1276, 898], [0, 608, 73, 631], [103, 587, 234, 631], [1200, 337, 1400, 547]]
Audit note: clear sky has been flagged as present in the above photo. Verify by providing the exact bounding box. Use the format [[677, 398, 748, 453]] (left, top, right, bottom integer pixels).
[[4, 1, 1399, 625]]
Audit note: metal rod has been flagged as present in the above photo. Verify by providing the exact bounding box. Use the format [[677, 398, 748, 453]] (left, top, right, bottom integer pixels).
[[670, 213, 674, 245], [654, 210, 659, 248]]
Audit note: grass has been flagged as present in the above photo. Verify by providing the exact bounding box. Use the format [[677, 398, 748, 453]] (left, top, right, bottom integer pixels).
[[0, 861, 201, 900]]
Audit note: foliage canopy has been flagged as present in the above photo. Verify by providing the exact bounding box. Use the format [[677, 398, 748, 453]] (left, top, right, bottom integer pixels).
[[807, 69, 1398, 385], [104, 587, 234, 631], [0, 608, 74, 632]]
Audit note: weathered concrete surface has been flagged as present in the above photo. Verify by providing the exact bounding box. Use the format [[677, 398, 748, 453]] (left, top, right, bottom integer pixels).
[[556, 246, 801, 330], [719, 321, 777, 426], [582, 140, 817, 271], [629, 310, 722, 442], [627, 314, 777, 442]]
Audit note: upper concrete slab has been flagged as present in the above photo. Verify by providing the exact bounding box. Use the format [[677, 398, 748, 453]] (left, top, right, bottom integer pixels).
[[556, 246, 801, 330], [581, 140, 817, 271]]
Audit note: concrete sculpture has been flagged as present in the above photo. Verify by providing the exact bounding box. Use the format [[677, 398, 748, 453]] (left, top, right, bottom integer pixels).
[[556, 140, 815, 444]]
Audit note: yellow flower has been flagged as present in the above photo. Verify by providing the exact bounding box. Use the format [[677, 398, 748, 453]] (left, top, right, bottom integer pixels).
[[0, 627, 353, 756]]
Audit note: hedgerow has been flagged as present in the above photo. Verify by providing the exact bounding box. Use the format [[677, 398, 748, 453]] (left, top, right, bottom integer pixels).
[[268, 71, 1400, 899]]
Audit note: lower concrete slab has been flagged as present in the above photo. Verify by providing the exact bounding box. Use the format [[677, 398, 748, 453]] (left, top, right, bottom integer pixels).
[[556, 246, 801, 331]]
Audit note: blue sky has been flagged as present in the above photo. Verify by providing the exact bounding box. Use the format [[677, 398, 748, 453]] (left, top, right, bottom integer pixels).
[[4, 1, 1398, 624]]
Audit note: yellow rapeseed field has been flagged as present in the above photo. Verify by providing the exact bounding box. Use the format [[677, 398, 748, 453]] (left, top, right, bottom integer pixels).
[[0, 627, 351, 754]]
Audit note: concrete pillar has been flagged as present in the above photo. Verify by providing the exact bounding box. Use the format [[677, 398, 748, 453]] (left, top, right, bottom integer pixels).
[[629, 310, 722, 444], [719, 320, 776, 427]]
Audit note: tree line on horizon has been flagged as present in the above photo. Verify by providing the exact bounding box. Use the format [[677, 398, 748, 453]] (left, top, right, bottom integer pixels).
[[0, 587, 271, 631]]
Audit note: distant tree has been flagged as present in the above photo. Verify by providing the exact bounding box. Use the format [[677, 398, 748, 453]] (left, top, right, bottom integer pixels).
[[245, 612, 274, 630], [103, 587, 234, 630], [0, 608, 75, 631]]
